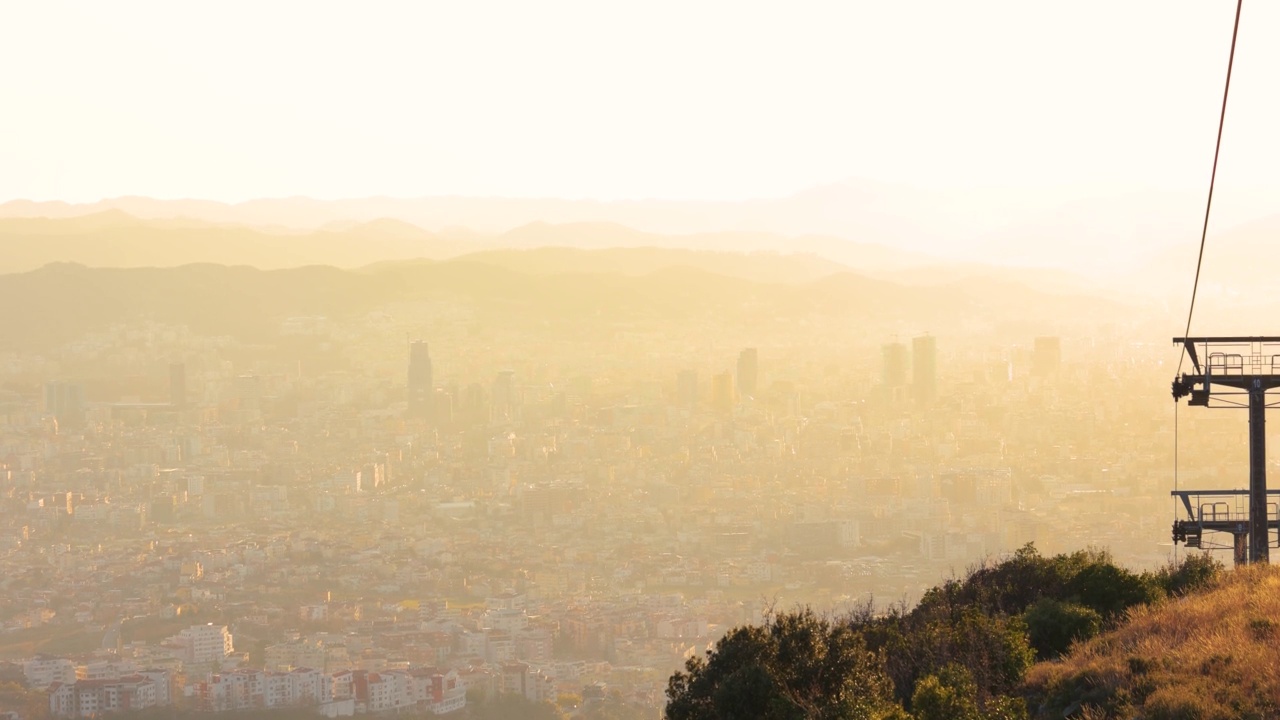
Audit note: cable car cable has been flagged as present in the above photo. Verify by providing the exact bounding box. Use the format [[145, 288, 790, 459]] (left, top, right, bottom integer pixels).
[[1177, 0, 1244, 375], [1174, 0, 1243, 561]]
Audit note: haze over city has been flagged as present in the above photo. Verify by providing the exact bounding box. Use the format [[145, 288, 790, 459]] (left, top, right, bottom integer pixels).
[[2, 2, 1278, 719]]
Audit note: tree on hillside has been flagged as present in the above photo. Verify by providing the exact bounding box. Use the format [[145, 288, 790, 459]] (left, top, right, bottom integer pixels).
[[1065, 561, 1160, 619], [907, 544, 1184, 662], [0, 681, 50, 720], [665, 609, 907, 720], [872, 607, 1034, 708], [910, 664, 982, 720], [1022, 598, 1102, 659], [665, 550, 1221, 720], [1152, 553, 1221, 596], [910, 665, 1028, 720]]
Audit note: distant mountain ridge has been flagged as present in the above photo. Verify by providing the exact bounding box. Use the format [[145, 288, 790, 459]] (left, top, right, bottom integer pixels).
[[5, 183, 1275, 280], [0, 259, 1124, 351], [0, 211, 934, 276], [0, 182, 986, 243], [0, 211, 466, 272], [438, 247, 849, 284], [0, 211, 1127, 300], [9, 186, 1277, 308]]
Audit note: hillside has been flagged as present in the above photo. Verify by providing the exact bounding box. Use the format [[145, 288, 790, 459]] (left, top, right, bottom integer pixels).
[[0, 259, 1126, 351], [0, 181, 1032, 243], [1025, 564, 1280, 719], [663, 548, 1280, 718], [486, 222, 935, 273], [0, 210, 1133, 298], [665, 545, 1225, 720], [445, 246, 849, 284], [0, 211, 471, 271], [6, 185, 1271, 278], [0, 212, 938, 277]]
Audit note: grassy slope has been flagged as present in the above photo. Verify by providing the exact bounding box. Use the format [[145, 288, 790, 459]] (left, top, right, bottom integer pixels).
[[1026, 564, 1280, 719]]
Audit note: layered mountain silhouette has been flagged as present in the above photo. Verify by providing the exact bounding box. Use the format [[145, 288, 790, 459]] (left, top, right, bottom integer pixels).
[[0, 211, 936, 275], [5, 183, 1278, 281], [0, 259, 1122, 351]]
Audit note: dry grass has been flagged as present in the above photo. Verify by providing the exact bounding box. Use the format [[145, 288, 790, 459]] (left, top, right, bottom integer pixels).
[[1025, 565, 1280, 719]]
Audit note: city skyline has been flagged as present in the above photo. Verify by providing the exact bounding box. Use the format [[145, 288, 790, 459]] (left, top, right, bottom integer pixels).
[[2, 2, 1275, 717]]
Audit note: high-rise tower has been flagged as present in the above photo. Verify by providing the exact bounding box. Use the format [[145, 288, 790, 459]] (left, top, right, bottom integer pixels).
[[912, 334, 937, 404], [736, 348, 758, 399], [711, 371, 735, 414], [408, 341, 433, 418], [492, 370, 516, 422], [169, 362, 187, 408], [882, 342, 908, 388]]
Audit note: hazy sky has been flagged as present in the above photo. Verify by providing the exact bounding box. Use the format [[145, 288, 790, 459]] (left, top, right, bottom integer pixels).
[[4, 1, 1280, 204]]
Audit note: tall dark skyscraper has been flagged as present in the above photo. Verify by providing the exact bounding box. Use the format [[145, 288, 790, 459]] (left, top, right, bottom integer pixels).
[[912, 334, 937, 404], [882, 342, 908, 388], [408, 341, 433, 418], [492, 370, 516, 422], [711, 371, 734, 414], [169, 362, 187, 408], [736, 348, 758, 399]]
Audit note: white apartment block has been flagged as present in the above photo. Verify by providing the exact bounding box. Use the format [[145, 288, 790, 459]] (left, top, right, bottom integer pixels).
[[23, 656, 76, 689], [48, 673, 170, 718], [500, 662, 556, 704], [331, 668, 465, 716], [265, 640, 327, 672], [195, 668, 331, 712], [173, 623, 234, 665]]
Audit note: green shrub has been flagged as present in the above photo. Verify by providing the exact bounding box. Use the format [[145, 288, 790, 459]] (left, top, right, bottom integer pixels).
[[1023, 598, 1103, 659], [910, 665, 981, 720], [666, 609, 905, 720], [1066, 561, 1162, 619], [1154, 554, 1223, 597]]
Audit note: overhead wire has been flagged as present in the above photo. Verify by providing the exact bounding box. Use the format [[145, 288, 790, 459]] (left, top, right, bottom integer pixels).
[[1173, 0, 1244, 561], [1176, 0, 1244, 375]]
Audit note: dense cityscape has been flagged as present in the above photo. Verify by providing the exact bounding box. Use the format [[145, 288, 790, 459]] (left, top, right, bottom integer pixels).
[[7, 0, 1280, 716], [0, 292, 1243, 718]]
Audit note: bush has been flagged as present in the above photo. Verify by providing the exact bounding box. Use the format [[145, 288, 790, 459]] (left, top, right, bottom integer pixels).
[[914, 544, 1162, 623], [982, 695, 1029, 720], [665, 609, 906, 720], [667, 546, 1202, 720], [1023, 598, 1102, 659], [1067, 561, 1162, 619], [911, 664, 981, 720], [877, 608, 1034, 707], [1154, 554, 1223, 597], [910, 665, 1028, 720]]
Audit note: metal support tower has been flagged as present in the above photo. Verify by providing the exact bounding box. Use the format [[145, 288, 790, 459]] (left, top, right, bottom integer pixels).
[[1172, 337, 1280, 563], [1249, 378, 1268, 561]]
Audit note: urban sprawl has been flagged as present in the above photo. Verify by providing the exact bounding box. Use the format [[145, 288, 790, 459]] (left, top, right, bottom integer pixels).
[[0, 314, 1217, 718]]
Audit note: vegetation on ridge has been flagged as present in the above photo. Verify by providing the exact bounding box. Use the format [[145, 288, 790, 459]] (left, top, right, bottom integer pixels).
[[1026, 563, 1280, 719], [665, 545, 1224, 719]]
